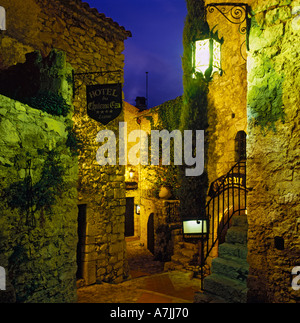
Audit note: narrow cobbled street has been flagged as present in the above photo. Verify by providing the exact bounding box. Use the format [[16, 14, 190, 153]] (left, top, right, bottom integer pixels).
[[77, 238, 201, 303]]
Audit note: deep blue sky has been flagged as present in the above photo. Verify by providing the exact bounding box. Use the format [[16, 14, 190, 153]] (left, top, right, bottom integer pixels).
[[85, 0, 187, 108]]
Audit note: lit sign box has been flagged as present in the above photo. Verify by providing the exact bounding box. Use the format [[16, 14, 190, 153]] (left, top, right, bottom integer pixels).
[[182, 219, 208, 240]]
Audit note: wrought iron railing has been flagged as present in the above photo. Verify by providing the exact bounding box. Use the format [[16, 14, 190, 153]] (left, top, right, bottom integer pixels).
[[199, 160, 247, 289]]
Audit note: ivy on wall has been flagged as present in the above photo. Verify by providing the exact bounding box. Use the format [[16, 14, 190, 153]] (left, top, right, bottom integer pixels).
[[248, 53, 285, 133], [2, 146, 68, 229], [23, 91, 70, 117], [146, 97, 182, 198], [179, 0, 210, 218]]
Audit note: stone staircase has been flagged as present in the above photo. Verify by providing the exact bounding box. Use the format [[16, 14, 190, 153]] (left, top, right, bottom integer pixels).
[[200, 213, 249, 303], [164, 232, 200, 273]]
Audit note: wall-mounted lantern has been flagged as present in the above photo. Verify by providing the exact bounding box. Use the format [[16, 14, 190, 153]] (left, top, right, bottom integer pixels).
[[136, 205, 141, 215], [192, 37, 222, 80], [182, 218, 208, 240], [125, 168, 138, 190], [129, 168, 135, 180]]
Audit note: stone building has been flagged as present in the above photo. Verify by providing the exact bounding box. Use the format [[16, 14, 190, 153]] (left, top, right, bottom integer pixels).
[[0, 0, 131, 301], [0, 0, 299, 304], [129, 0, 300, 304], [184, 0, 300, 303]]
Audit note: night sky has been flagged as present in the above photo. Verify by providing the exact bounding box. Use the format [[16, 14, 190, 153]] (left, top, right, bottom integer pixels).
[[85, 0, 187, 108]]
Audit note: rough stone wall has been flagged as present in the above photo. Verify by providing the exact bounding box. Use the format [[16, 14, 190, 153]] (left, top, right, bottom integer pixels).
[[205, 0, 250, 184], [0, 0, 131, 286], [0, 94, 78, 303], [247, 0, 300, 303], [123, 102, 142, 238]]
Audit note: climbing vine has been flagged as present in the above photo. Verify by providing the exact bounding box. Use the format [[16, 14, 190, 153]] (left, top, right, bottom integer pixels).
[[23, 91, 70, 117], [2, 146, 68, 228], [179, 0, 210, 218], [146, 97, 182, 198], [247, 53, 285, 132]]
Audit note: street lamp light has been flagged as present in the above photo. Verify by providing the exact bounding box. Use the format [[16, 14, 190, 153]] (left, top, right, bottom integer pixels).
[[193, 37, 222, 80]]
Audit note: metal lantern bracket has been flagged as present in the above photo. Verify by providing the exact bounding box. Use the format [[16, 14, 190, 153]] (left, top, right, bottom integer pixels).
[[72, 69, 123, 97], [205, 2, 251, 61]]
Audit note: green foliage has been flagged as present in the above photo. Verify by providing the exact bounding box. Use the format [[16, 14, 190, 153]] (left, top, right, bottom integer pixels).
[[179, 0, 209, 218], [148, 97, 183, 198], [248, 55, 285, 132], [66, 126, 82, 156], [3, 148, 66, 227], [156, 96, 182, 132], [182, 0, 209, 83], [23, 92, 70, 117]]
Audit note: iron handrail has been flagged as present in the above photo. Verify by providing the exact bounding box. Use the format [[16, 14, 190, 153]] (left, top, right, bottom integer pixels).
[[199, 160, 247, 289]]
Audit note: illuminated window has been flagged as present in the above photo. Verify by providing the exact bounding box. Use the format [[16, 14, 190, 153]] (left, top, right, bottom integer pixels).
[[193, 38, 222, 79], [0, 6, 6, 31]]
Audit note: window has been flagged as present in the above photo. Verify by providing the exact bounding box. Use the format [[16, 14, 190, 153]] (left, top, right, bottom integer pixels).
[[235, 131, 247, 161], [0, 7, 6, 31]]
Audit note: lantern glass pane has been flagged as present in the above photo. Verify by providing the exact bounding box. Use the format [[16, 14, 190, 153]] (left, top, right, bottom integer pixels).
[[212, 39, 221, 74], [183, 220, 207, 234], [194, 39, 210, 75]]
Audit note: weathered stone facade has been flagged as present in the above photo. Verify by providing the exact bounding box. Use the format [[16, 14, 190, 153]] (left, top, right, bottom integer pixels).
[[184, 0, 299, 302], [0, 51, 78, 303], [205, 0, 249, 189], [247, 0, 300, 303], [0, 0, 131, 291]]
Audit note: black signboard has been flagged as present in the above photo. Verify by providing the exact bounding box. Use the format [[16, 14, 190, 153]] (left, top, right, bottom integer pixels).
[[208, 173, 246, 198], [86, 83, 123, 125]]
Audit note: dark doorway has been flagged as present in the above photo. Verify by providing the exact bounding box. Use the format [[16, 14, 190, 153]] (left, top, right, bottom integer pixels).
[[125, 198, 135, 237], [147, 213, 155, 254], [235, 131, 247, 161], [77, 204, 87, 279]]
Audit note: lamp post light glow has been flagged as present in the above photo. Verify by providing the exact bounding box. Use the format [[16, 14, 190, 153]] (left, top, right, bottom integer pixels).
[[193, 38, 222, 80]]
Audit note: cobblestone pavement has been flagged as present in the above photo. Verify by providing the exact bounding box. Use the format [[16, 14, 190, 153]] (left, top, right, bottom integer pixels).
[[77, 238, 202, 303]]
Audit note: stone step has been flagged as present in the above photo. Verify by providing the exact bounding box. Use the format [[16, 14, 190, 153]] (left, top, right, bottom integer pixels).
[[164, 261, 183, 272], [194, 291, 228, 303], [225, 226, 248, 244], [171, 254, 191, 266], [211, 256, 249, 282], [218, 242, 248, 260], [182, 242, 198, 251], [203, 273, 248, 303], [232, 215, 248, 227], [180, 248, 197, 258]]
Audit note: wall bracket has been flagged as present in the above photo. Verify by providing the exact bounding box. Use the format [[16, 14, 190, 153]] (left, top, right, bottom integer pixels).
[[206, 3, 251, 61]]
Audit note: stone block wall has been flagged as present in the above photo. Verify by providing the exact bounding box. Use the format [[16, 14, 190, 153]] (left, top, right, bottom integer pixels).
[[0, 94, 78, 303], [0, 0, 131, 286], [205, 0, 250, 184], [247, 0, 300, 303]]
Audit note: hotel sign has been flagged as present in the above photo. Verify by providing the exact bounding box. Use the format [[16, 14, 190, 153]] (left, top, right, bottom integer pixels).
[[86, 83, 123, 125], [208, 173, 246, 198]]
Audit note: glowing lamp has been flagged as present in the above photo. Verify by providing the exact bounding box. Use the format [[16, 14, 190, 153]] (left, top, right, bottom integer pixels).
[[136, 205, 141, 215], [193, 38, 222, 80], [129, 168, 135, 180], [183, 218, 208, 240]]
